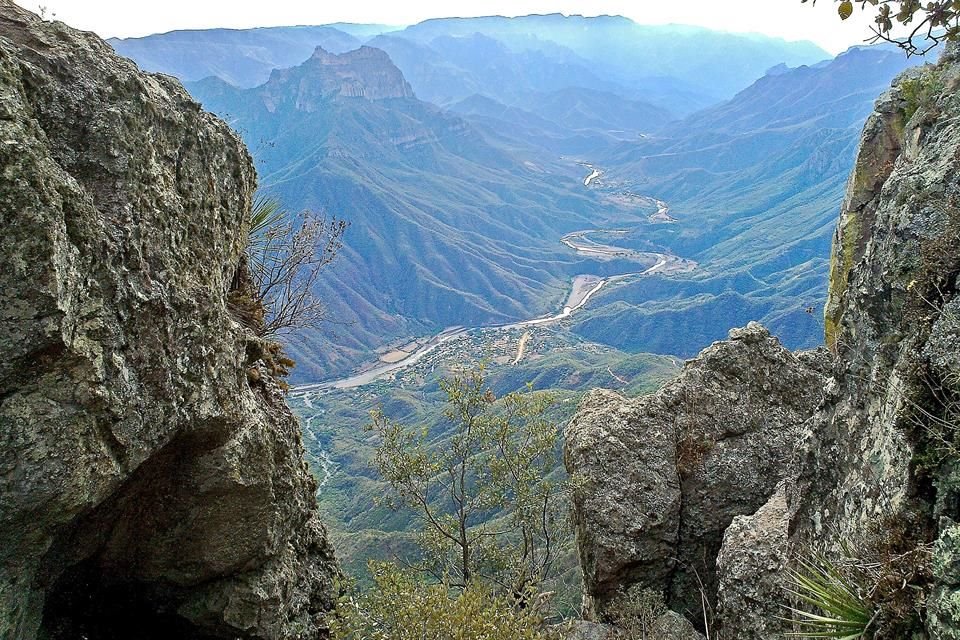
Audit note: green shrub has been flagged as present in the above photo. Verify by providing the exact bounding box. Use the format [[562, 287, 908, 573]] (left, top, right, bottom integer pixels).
[[602, 585, 668, 640], [899, 71, 943, 122], [330, 562, 552, 640]]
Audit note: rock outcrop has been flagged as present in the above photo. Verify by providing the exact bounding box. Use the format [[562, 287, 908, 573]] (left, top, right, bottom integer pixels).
[[567, 42, 960, 639], [789, 41, 960, 639], [0, 4, 338, 639], [565, 323, 828, 621], [259, 45, 415, 112], [559, 612, 705, 640], [714, 483, 791, 640]]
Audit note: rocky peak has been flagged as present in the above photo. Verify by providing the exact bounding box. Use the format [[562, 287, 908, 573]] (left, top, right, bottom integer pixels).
[[0, 3, 337, 638], [260, 45, 414, 111], [565, 322, 829, 621]]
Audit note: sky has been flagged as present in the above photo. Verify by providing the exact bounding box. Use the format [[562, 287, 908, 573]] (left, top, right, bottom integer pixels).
[[14, 0, 883, 54]]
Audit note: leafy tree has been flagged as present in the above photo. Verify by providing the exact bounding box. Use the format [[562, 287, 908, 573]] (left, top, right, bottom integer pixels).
[[367, 365, 567, 600], [805, 0, 960, 55]]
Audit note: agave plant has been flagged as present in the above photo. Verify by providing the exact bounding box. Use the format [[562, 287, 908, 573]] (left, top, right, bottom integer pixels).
[[249, 196, 285, 252], [785, 557, 875, 639]]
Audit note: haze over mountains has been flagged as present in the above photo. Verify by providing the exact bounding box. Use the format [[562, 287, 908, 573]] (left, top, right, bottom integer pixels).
[[110, 14, 922, 382], [111, 15, 830, 112]]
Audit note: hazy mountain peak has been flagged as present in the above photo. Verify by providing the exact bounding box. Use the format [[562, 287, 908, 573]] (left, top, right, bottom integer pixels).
[[262, 45, 415, 109], [310, 44, 391, 65]]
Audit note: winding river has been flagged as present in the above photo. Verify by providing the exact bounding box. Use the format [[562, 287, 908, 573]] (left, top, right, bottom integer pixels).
[[292, 230, 694, 394], [290, 164, 696, 394], [290, 170, 694, 492]]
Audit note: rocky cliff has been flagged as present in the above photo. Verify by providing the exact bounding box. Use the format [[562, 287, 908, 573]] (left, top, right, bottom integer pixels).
[[566, 42, 960, 638], [0, 4, 338, 639], [565, 323, 828, 620], [789, 41, 960, 639], [259, 45, 415, 112]]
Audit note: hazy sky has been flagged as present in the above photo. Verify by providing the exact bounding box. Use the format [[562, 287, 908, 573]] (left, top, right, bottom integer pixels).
[[14, 0, 883, 53]]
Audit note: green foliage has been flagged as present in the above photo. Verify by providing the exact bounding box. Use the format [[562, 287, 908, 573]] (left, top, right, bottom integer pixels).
[[330, 562, 552, 640], [785, 557, 874, 639], [804, 0, 960, 55], [784, 533, 935, 640], [899, 69, 944, 121], [292, 343, 678, 604], [367, 364, 568, 598], [249, 196, 285, 248], [602, 585, 669, 640]]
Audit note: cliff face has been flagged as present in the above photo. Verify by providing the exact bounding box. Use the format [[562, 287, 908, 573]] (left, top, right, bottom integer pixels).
[[793, 42, 960, 638], [565, 323, 828, 620], [259, 45, 415, 112], [566, 43, 960, 638], [0, 4, 337, 639]]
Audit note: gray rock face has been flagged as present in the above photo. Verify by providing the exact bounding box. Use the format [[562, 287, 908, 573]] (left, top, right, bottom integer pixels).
[[714, 483, 791, 640], [565, 322, 828, 622], [565, 386, 682, 616], [558, 620, 614, 640], [0, 3, 337, 638], [791, 41, 960, 639], [557, 613, 705, 640], [929, 523, 960, 639]]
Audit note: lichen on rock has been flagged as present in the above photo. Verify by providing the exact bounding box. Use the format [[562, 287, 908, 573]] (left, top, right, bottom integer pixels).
[[565, 322, 828, 624], [0, 3, 338, 638], [714, 483, 791, 640], [793, 40, 960, 639]]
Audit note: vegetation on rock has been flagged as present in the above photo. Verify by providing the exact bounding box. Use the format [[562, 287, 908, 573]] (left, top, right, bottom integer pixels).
[[330, 562, 552, 640], [246, 196, 347, 337]]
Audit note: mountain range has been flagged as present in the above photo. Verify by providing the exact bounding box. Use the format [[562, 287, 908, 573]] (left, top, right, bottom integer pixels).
[[185, 45, 636, 379], [111, 14, 830, 114], [109, 15, 923, 382]]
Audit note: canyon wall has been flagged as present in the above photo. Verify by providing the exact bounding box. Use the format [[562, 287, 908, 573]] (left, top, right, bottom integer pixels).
[[0, 3, 338, 638]]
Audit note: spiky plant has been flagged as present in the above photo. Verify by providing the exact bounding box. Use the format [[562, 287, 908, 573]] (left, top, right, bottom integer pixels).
[[249, 196, 285, 253], [243, 195, 346, 336], [785, 557, 875, 639]]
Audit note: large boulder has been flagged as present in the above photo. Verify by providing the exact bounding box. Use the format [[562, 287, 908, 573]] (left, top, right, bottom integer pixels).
[[0, 3, 338, 638], [565, 322, 828, 622]]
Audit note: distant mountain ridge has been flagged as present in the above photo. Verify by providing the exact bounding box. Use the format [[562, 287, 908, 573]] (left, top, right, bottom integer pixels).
[[110, 14, 830, 115], [109, 25, 363, 87], [390, 14, 830, 104]]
